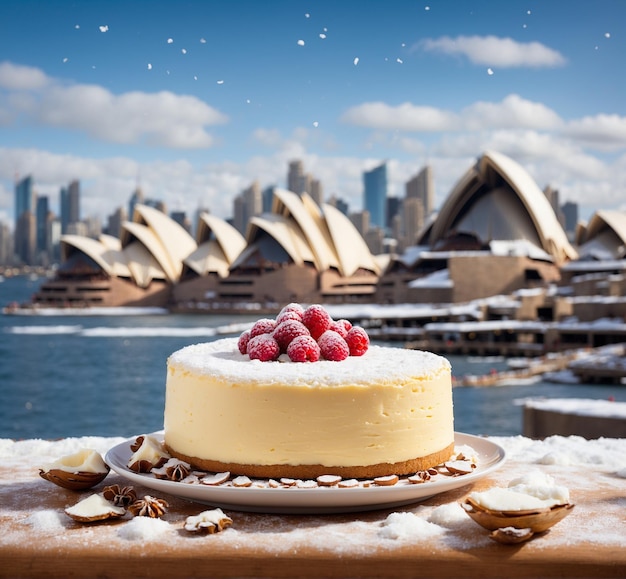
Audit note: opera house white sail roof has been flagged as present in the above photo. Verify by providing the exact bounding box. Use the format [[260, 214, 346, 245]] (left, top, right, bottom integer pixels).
[[46, 150, 624, 310], [425, 150, 578, 265]]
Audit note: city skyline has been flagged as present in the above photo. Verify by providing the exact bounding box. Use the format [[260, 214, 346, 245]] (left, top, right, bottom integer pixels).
[[1, 1, 625, 228]]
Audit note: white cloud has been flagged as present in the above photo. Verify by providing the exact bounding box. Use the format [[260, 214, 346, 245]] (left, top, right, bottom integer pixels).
[[341, 95, 563, 133], [341, 102, 457, 131], [0, 61, 228, 148], [563, 114, 626, 150], [462, 94, 563, 130], [416, 35, 567, 68], [0, 61, 49, 90]]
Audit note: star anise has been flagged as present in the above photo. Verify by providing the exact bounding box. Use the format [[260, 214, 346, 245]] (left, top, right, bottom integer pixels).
[[128, 495, 169, 518], [102, 484, 137, 508], [166, 461, 190, 482]]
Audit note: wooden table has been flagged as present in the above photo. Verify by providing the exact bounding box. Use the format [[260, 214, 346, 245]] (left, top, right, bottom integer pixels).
[[1, 435, 625, 578]]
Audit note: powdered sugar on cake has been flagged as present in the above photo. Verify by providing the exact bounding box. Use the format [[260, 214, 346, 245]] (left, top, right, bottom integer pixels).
[[168, 338, 451, 386]]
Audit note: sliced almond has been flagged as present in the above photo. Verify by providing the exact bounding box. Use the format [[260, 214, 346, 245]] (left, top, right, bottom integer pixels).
[[445, 460, 475, 476], [374, 474, 399, 486], [200, 471, 231, 486], [338, 478, 359, 488], [232, 475, 252, 488], [317, 475, 342, 487]]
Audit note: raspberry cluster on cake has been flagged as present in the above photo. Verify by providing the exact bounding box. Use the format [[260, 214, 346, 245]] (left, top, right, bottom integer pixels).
[[163, 303, 454, 479]]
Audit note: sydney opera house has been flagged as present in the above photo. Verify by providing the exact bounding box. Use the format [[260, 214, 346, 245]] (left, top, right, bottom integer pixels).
[[28, 151, 626, 316]]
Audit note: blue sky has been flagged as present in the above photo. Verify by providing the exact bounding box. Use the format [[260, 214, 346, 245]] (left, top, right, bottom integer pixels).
[[1, 0, 625, 228]]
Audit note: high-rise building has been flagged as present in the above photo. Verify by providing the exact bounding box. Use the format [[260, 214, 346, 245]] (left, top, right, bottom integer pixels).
[[106, 207, 127, 239], [403, 197, 425, 246], [36, 195, 49, 254], [15, 211, 36, 265], [287, 160, 305, 194], [328, 195, 349, 216], [14, 175, 36, 265], [61, 180, 80, 234], [561, 201, 579, 236], [287, 159, 320, 198], [386, 196, 401, 230], [15, 175, 35, 222], [349, 210, 370, 237], [233, 181, 262, 234], [129, 186, 144, 219], [0, 222, 14, 265], [363, 162, 387, 230], [406, 165, 434, 216], [309, 179, 323, 206], [262, 186, 275, 213]]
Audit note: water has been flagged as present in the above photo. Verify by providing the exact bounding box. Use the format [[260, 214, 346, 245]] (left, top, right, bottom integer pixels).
[[1, 275, 624, 441]]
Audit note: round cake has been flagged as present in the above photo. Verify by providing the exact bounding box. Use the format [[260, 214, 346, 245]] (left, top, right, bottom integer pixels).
[[164, 337, 454, 479]]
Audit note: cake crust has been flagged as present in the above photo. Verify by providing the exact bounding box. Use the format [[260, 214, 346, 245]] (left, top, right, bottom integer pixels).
[[165, 441, 455, 480]]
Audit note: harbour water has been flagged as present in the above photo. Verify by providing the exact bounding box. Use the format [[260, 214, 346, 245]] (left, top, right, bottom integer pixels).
[[1, 275, 624, 441]]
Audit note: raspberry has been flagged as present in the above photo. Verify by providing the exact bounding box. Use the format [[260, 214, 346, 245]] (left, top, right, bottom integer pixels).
[[345, 326, 369, 356], [237, 330, 251, 355], [277, 302, 305, 321], [302, 304, 332, 340], [247, 334, 280, 361], [318, 330, 350, 361], [250, 318, 277, 338], [329, 319, 351, 338], [272, 320, 310, 352], [287, 335, 320, 362], [276, 309, 304, 325]]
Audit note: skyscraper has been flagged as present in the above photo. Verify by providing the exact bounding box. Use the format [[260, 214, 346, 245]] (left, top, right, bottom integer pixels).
[[15, 175, 35, 223], [14, 175, 36, 264], [405, 165, 434, 217], [233, 181, 262, 234], [129, 186, 144, 220], [36, 195, 49, 254], [287, 160, 305, 194], [60, 179, 80, 234], [363, 162, 387, 230]]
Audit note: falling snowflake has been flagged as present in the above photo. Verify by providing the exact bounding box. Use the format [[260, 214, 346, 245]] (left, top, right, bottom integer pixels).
[[200, 38, 206, 43], [487, 68, 494, 75], [194, 76, 198, 80], [167, 38, 173, 44], [217, 80, 224, 84], [297, 39, 305, 46], [75, 24, 80, 29], [320, 33, 326, 39], [99, 25, 108, 33], [605, 32, 611, 39], [62, 57, 68, 63], [313, 121, 319, 127], [246, 99, 251, 104], [425, 5, 430, 10], [396, 58, 403, 64], [147, 63, 152, 70], [354, 57, 359, 65], [305, 13, 310, 18]]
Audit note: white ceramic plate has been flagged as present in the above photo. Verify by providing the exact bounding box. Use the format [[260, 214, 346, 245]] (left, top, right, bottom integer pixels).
[[105, 432, 505, 514]]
